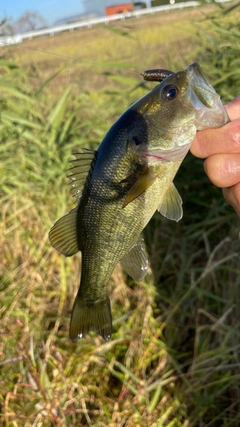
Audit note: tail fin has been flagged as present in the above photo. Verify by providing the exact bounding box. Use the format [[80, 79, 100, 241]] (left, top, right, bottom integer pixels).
[[69, 296, 112, 342]]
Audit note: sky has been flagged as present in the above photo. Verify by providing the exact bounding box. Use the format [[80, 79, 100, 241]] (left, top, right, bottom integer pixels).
[[1, 0, 85, 26], [0, 0, 129, 26]]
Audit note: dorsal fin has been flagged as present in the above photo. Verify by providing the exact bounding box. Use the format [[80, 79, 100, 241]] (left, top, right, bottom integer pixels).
[[48, 207, 79, 256], [68, 148, 97, 202]]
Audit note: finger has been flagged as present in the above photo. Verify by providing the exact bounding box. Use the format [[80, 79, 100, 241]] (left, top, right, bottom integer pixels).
[[225, 95, 240, 121], [223, 183, 240, 217], [191, 119, 240, 159], [203, 154, 240, 187]]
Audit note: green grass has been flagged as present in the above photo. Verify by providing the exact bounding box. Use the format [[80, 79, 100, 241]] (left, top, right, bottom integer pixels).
[[1, 4, 240, 426]]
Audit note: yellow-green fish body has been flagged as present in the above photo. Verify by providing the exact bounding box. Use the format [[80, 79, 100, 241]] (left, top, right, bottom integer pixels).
[[49, 63, 229, 341]]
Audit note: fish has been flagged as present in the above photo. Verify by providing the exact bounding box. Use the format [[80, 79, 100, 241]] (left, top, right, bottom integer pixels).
[[49, 62, 229, 342]]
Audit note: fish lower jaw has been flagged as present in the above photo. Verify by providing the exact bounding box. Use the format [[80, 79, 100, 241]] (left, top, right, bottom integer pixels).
[[194, 107, 230, 130], [193, 97, 230, 130], [144, 144, 191, 163]]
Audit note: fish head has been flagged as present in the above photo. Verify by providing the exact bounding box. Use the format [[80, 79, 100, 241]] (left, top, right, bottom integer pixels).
[[134, 62, 229, 162]]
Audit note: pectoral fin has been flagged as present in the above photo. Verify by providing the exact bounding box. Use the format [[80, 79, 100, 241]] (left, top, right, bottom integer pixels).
[[120, 235, 148, 281], [158, 183, 183, 222], [123, 167, 155, 208], [48, 207, 79, 256]]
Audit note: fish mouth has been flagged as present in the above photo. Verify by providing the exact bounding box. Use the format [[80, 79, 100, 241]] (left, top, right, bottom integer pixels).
[[187, 63, 230, 129], [143, 144, 191, 163]]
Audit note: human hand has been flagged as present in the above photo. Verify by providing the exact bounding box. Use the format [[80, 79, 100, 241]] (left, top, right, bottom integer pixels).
[[190, 96, 240, 216]]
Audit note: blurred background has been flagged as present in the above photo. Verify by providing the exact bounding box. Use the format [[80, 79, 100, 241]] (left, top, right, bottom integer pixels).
[[1, 1, 240, 426]]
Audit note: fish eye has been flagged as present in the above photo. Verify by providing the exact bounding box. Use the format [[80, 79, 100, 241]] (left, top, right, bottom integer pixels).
[[161, 85, 178, 101]]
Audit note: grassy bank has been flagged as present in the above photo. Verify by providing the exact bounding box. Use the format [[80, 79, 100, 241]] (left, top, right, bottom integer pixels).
[[1, 4, 240, 426]]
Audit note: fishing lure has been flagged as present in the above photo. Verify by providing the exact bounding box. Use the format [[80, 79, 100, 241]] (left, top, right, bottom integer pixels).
[[141, 68, 174, 82]]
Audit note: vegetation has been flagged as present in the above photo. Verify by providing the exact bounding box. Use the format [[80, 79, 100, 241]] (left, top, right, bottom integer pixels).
[[1, 4, 240, 426]]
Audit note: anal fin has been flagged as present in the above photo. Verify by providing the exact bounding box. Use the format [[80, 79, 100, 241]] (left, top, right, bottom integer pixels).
[[120, 235, 148, 281]]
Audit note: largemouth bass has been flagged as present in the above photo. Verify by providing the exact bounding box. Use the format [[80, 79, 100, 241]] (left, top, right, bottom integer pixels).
[[49, 63, 229, 341]]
